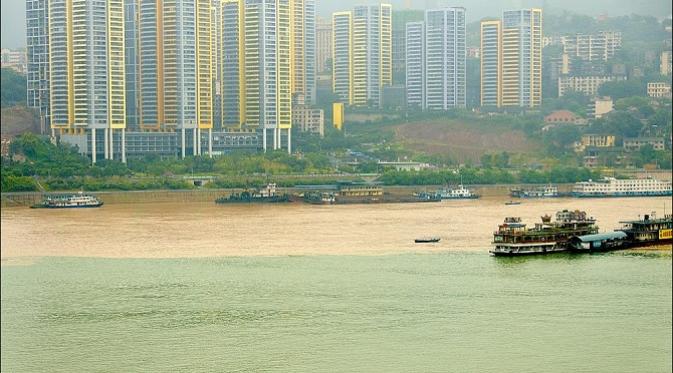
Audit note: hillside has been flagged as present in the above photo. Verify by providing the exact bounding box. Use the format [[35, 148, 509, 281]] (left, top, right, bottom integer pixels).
[[1, 106, 41, 138], [391, 119, 542, 164]]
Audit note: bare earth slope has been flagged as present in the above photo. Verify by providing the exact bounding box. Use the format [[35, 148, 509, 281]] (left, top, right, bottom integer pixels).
[[392, 119, 541, 164]]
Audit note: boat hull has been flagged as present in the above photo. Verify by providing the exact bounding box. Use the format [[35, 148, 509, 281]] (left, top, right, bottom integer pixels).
[[490, 242, 565, 256], [31, 202, 104, 209]]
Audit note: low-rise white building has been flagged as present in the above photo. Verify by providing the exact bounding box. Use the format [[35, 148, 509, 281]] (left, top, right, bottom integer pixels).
[[558, 75, 624, 97], [293, 107, 325, 137], [647, 82, 672, 98]]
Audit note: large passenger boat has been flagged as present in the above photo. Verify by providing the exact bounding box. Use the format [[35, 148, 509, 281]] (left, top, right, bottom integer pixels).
[[490, 210, 599, 256], [510, 184, 559, 198], [572, 177, 672, 198], [31, 192, 103, 209]]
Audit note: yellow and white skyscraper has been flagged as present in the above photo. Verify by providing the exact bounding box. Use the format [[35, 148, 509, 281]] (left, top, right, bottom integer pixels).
[[332, 4, 392, 107], [243, 0, 292, 152], [480, 8, 542, 109], [48, 0, 127, 163]]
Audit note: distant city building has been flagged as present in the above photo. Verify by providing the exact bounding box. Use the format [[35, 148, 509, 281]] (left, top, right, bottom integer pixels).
[[392, 10, 423, 85], [661, 51, 672, 76], [576, 134, 616, 152], [647, 82, 672, 98], [479, 9, 543, 108], [316, 17, 332, 74], [623, 137, 666, 152], [332, 4, 392, 107], [293, 107, 325, 137], [558, 75, 624, 97], [405, 7, 466, 110], [1, 48, 27, 73], [561, 31, 622, 62], [589, 97, 614, 119]]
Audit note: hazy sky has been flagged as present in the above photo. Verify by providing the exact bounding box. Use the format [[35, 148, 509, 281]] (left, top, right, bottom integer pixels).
[[2, 0, 672, 49]]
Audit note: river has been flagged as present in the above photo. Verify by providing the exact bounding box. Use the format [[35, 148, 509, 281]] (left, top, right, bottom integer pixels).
[[1, 197, 672, 372]]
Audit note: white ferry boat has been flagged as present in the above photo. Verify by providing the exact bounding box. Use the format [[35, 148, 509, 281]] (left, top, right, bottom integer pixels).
[[510, 184, 559, 198], [436, 185, 480, 200], [572, 177, 672, 198], [31, 193, 104, 209]]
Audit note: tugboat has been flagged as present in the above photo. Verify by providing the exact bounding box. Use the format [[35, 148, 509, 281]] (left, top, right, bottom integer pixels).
[[215, 184, 290, 204], [435, 185, 480, 200], [31, 192, 104, 209], [490, 210, 598, 256]]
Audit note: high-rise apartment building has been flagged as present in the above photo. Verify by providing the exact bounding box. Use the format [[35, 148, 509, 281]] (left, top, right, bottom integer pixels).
[[243, 0, 292, 152], [480, 8, 542, 108], [332, 11, 353, 105], [405, 7, 466, 110], [332, 4, 392, 107], [480, 20, 501, 107], [219, 0, 245, 130], [136, 0, 213, 157], [291, 0, 316, 105], [405, 22, 424, 109], [124, 0, 139, 130], [48, 0, 127, 163], [562, 31, 621, 62], [26, 0, 50, 133], [316, 17, 332, 74]]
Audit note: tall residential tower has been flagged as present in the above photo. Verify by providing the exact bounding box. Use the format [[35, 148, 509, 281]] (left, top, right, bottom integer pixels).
[[480, 8, 542, 108], [405, 7, 466, 110], [332, 4, 392, 107], [48, 0, 127, 163]]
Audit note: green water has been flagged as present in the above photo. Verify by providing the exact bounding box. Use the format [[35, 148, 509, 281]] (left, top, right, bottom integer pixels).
[[2, 253, 671, 372]]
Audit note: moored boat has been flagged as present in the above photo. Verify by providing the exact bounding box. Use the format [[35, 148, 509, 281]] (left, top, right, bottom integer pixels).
[[510, 184, 559, 198], [572, 177, 672, 198], [490, 210, 598, 256], [216, 184, 290, 204], [618, 213, 672, 247], [435, 185, 480, 200], [31, 192, 103, 209], [415, 237, 441, 243]]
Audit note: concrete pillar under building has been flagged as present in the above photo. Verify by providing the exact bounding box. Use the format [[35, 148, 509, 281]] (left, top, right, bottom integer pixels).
[[104, 128, 109, 160], [193, 128, 198, 156], [109, 128, 114, 161], [181, 128, 186, 159], [197, 128, 202, 156], [91, 128, 97, 164], [208, 129, 213, 158], [263, 128, 267, 152], [273, 128, 277, 150], [121, 129, 126, 164], [287, 128, 291, 154]]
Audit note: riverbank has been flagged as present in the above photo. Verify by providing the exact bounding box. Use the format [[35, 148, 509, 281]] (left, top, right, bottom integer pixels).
[[0, 183, 577, 208]]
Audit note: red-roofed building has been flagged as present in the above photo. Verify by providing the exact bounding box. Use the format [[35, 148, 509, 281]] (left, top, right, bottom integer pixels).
[[544, 110, 587, 125]]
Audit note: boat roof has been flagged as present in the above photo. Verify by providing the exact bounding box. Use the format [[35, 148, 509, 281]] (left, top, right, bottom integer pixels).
[[573, 231, 628, 243]]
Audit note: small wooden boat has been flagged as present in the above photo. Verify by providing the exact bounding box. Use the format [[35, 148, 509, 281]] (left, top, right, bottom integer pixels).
[[415, 237, 441, 244]]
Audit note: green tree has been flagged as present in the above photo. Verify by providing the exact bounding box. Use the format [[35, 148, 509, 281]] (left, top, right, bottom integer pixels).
[[1, 68, 26, 107]]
